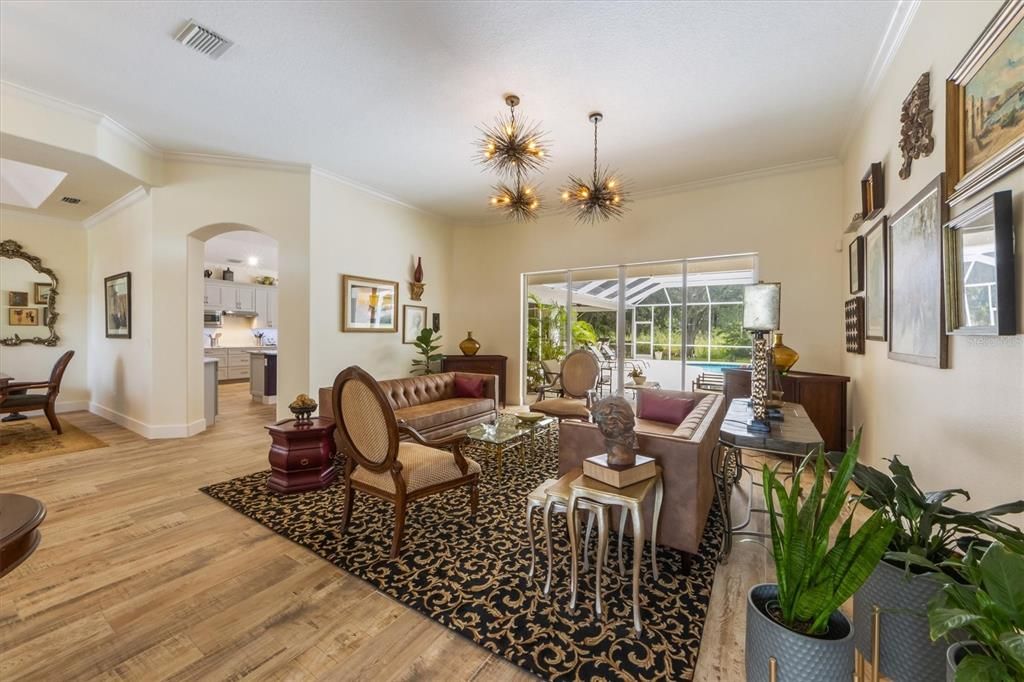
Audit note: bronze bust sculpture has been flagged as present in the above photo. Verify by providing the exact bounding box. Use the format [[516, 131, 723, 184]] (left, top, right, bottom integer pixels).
[[591, 396, 639, 467]]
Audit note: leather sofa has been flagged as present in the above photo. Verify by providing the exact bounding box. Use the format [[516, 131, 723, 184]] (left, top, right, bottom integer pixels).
[[558, 390, 725, 556], [319, 371, 498, 441]]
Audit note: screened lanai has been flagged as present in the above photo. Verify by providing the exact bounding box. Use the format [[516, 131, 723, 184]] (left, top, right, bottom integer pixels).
[[524, 255, 757, 400]]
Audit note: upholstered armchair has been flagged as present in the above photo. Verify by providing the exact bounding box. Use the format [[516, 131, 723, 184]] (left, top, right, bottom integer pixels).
[[530, 349, 600, 422], [331, 365, 481, 558], [0, 350, 74, 434]]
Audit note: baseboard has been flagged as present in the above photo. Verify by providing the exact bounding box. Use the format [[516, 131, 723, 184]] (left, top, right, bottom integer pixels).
[[57, 400, 90, 413], [88, 403, 208, 440]]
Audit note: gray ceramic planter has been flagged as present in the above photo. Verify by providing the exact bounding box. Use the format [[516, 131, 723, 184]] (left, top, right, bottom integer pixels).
[[854, 558, 946, 681], [946, 641, 986, 682], [746, 583, 855, 682]]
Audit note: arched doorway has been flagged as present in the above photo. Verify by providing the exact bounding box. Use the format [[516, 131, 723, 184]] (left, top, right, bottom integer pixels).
[[186, 223, 280, 433]]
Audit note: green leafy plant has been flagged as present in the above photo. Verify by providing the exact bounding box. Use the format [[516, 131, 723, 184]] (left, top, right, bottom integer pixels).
[[763, 431, 896, 635], [410, 328, 442, 376], [628, 366, 645, 379], [928, 541, 1024, 681], [825, 453, 1024, 567]]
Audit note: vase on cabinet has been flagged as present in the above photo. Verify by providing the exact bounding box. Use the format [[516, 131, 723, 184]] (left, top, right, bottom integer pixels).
[[772, 332, 799, 373], [459, 332, 481, 356]]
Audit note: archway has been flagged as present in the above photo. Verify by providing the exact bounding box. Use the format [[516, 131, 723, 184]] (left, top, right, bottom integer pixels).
[[186, 223, 281, 434]]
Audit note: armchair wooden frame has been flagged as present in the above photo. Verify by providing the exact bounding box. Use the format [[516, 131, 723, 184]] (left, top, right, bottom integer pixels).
[[531, 349, 600, 422], [0, 350, 74, 433], [331, 365, 479, 558]]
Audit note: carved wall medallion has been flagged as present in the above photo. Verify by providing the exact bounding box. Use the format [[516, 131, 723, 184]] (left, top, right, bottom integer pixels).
[[898, 72, 935, 179]]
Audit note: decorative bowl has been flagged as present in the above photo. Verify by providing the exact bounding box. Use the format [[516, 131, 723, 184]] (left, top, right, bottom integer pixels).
[[516, 412, 545, 424]]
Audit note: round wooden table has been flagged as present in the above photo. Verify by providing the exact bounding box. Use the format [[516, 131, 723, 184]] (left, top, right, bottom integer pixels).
[[1, 493, 46, 578]]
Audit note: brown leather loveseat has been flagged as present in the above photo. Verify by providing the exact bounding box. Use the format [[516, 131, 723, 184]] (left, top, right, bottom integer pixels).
[[319, 371, 498, 440], [558, 390, 725, 556]]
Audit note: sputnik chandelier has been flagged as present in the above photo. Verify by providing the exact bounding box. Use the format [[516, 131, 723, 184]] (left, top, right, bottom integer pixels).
[[476, 94, 550, 222], [560, 112, 630, 223]]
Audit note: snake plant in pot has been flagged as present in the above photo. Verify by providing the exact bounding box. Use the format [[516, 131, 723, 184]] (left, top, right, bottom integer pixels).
[[825, 452, 1024, 681], [746, 432, 895, 682]]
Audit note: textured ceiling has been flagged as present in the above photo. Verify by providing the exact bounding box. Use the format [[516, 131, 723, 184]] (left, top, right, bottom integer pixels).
[[0, 1, 899, 221]]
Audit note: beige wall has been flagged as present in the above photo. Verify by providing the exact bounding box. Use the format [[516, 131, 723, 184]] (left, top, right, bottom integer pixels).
[[87, 193, 154, 429], [842, 0, 1023, 513], [0, 208, 89, 409], [309, 171, 452, 397], [450, 162, 845, 404]]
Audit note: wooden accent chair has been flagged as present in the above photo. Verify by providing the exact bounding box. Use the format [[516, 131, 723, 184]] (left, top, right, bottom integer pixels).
[[331, 366, 481, 558], [0, 351, 74, 434], [530, 349, 600, 422]]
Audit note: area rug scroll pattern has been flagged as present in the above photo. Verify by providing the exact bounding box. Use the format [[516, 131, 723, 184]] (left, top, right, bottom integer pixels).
[[201, 430, 723, 681]]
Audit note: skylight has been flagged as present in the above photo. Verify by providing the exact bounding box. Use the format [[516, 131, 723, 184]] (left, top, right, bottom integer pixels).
[[0, 158, 68, 209]]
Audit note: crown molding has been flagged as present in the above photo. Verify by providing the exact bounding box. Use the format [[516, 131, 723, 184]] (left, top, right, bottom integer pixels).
[[162, 150, 311, 174], [310, 166, 439, 218], [838, 0, 921, 157], [1, 80, 161, 157], [632, 157, 840, 200], [83, 185, 150, 229]]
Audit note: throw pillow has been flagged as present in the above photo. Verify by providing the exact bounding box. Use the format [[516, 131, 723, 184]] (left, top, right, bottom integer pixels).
[[638, 393, 695, 425], [454, 375, 484, 398]]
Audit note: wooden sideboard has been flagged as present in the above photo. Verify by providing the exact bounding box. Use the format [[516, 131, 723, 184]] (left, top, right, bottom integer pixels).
[[441, 355, 508, 406], [722, 369, 850, 452]]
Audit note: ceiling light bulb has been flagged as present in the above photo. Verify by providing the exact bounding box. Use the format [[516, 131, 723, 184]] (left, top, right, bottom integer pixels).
[[247, 256, 259, 266], [561, 191, 570, 200], [607, 179, 616, 188]]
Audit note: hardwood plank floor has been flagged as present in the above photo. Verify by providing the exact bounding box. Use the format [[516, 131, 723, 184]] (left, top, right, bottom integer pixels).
[[0, 383, 806, 681]]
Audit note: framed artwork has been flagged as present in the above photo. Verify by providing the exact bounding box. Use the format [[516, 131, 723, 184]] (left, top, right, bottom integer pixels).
[[888, 175, 948, 368], [845, 297, 865, 354], [861, 162, 885, 219], [849, 235, 864, 294], [402, 304, 428, 344], [7, 291, 28, 306], [946, 2, 1024, 206], [943, 190, 1017, 335], [8, 307, 39, 326], [33, 282, 51, 304], [104, 272, 132, 339], [864, 217, 888, 341], [341, 275, 398, 332]]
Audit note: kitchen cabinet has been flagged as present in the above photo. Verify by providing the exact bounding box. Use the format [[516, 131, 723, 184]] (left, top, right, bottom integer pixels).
[[204, 281, 256, 312], [254, 287, 279, 328], [204, 283, 225, 309]]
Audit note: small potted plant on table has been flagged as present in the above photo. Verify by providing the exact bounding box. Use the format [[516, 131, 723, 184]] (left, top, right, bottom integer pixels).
[[746, 432, 895, 681], [628, 366, 646, 386]]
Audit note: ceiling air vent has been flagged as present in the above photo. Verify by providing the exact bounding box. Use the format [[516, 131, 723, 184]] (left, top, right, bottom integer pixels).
[[226, 258, 243, 264], [60, 196, 82, 204], [174, 19, 233, 59]]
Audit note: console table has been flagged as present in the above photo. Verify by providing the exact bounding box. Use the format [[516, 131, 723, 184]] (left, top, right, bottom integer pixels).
[[722, 368, 849, 451], [441, 354, 508, 406]]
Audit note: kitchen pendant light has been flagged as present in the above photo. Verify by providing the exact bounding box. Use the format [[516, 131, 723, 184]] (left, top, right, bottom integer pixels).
[[560, 112, 630, 223]]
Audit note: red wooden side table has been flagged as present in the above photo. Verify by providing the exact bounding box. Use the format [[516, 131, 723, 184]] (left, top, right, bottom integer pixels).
[[266, 418, 338, 494]]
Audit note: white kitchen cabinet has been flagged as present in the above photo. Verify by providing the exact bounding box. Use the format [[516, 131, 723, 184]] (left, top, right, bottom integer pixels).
[[254, 287, 278, 328], [204, 283, 226, 309]]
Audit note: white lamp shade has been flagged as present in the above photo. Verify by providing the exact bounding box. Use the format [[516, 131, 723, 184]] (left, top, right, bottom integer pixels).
[[743, 283, 781, 331]]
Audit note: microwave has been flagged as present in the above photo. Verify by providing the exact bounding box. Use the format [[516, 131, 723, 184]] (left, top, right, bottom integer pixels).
[[204, 310, 223, 328]]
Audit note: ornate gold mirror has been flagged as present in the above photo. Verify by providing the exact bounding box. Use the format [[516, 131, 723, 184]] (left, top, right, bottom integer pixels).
[[1, 239, 60, 346]]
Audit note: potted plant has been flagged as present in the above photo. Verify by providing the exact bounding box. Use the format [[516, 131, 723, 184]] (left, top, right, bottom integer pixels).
[[826, 453, 1024, 681], [746, 433, 895, 681], [410, 328, 442, 376], [628, 367, 646, 385], [927, 541, 1024, 681]]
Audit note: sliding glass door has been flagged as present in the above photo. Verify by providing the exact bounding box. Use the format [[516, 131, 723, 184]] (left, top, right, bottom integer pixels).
[[522, 254, 756, 403]]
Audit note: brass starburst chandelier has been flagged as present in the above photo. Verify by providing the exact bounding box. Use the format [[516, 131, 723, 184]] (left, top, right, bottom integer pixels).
[[560, 112, 630, 223], [477, 94, 549, 222]]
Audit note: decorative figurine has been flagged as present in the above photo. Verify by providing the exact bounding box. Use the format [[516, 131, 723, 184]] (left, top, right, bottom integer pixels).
[[591, 396, 639, 467]]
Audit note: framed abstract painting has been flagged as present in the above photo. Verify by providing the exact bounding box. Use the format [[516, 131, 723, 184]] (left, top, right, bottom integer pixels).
[[104, 272, 132, 339], [887, 175, 948, 367], [341, 275, 398, 332]]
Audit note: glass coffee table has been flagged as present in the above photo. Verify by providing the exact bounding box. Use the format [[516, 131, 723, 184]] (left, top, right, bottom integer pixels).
[[465, 414, 556, 476]]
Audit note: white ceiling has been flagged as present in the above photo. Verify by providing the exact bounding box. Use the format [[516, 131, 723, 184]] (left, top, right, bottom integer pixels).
[[204, 230, 278, 272], [0, 1, 900, 221]]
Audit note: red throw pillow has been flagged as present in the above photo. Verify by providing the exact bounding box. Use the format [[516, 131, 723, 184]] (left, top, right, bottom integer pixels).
[[454, 375, 484, 398], [638, 393, 695, 425]]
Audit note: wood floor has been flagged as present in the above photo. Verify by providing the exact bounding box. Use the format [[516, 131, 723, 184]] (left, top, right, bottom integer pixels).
[[2, 383, 779, 681]]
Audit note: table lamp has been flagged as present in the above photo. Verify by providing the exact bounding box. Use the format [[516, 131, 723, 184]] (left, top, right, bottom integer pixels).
[[742, 282, 781, 433]]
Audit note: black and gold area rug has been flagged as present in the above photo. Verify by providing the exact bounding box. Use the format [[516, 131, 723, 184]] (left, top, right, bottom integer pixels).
[[201, 434, 723, 681]]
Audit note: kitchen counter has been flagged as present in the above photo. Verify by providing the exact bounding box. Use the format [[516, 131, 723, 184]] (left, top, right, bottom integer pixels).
[[247, 350, 277, 355], [205, 345, 277, 350]]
